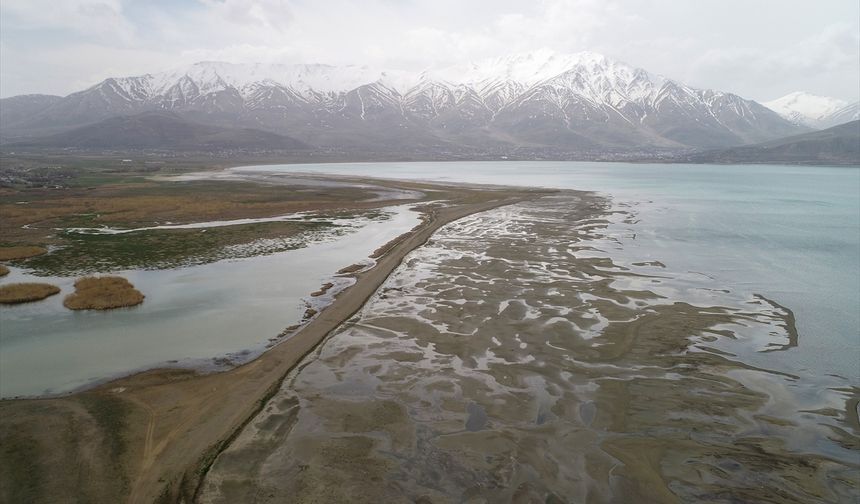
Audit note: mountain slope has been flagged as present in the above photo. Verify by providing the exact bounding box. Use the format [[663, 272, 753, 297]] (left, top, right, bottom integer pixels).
[[686, 120, 860, 165], [0, 94, 63, 138], [1, 51, 806, 153], [819, 102, 860, 129], [7, 111, 310, 151]]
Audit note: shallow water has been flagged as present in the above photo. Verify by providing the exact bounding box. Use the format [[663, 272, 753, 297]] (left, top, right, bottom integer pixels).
[[238, 161, 860, 382], [201, 192, 859, 503], [63, 209, 337, 235], [0, 205, 421, 397], [200, 161, 859, 502]]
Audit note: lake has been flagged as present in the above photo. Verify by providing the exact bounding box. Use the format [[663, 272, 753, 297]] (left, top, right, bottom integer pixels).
[[198, 161, 860, 502], [239, 161, 860, 382], [3, 161, 858, 398]]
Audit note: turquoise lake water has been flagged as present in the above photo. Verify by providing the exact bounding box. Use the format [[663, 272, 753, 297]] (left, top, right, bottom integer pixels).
[[239, 162, 860, 382]]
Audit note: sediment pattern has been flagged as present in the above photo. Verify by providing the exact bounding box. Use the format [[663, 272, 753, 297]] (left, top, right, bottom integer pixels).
[[200, 193, 859, 503]]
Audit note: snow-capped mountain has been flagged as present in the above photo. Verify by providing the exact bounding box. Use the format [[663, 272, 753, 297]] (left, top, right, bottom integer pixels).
[[2, 51, 805, 152], [763, 92, 858, 129]]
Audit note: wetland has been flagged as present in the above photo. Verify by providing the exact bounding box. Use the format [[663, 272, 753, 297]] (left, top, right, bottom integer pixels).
[[0, 159, 857, 503]]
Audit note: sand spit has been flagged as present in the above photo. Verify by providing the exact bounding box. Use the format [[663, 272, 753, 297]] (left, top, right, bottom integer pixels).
[[0, 181, 543, 504]]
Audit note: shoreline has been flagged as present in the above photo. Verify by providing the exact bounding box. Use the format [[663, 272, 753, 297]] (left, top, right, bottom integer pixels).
[[3, 162, 856, 503], [0, 181, 550, 504], [198, 190, 860, 503], [0, 173, 538, 400]]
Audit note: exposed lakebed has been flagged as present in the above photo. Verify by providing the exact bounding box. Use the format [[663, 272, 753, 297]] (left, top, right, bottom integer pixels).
[[201, 192, 859, 503], [197, 162, 859, 503]]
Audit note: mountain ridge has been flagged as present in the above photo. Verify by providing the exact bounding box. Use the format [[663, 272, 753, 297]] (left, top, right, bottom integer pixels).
[[1, 51, 806, 154]]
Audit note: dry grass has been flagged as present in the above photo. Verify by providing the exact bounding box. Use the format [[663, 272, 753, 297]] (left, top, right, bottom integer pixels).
[[0, 246, 48, 261], [0, 183, 381, 244], [63, 276, 145, 310], [0, 282, 60, 304], [0, 265, 8, 277]]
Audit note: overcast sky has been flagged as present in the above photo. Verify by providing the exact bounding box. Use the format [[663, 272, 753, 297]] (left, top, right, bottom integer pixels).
[[1, 0, 858, 102]]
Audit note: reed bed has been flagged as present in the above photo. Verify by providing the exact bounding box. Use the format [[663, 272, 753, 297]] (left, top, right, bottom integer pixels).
[[0, 282, 60, 304], [63, 276, 145, 310], [0, 246, 47, 261]]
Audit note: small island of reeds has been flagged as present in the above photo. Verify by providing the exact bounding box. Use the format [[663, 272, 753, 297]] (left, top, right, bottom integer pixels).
[[63, 276, 145, 310], [0, 282, 61, 304], [0, 264, 9, 277], [0, 246, 48, 261]]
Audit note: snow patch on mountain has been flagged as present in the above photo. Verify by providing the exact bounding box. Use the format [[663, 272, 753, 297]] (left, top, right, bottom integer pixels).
[[6, 50, 804, 150], [764, 92, 848, 127]]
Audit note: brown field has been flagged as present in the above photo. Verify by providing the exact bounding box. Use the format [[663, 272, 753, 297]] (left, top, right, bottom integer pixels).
[[0, 265, 8, 277], [0, 282, 60, 304], [0, 174, 408, 247], [0, 160, 458, 277], [63, 276, 145, 310], [0, 246, 47, 261]]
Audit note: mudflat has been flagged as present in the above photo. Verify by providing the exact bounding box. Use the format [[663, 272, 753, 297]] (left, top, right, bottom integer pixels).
[[0, 178, 546, 504], [198, 193, 859, 504]]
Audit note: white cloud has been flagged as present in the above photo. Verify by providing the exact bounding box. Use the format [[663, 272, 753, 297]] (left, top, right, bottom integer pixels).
[[687, 22, 860, 100], [199, 0, 294, 31], [1, 0, 857, 101], [1, 0, 136, 43]]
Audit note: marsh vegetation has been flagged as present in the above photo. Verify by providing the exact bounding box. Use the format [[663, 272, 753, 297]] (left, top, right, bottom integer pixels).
[[0, 246, 47, 261], [63, 276, 144, 310], [0, 156, 434, 277], [0, 283, 60, 304], [22, 219, 340, 276]]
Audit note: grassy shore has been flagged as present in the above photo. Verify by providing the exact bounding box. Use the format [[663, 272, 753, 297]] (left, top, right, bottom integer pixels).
[[0, 282, 60, 304], [24, 219, 339, 275], [64, 276, 145, 310], [0, 156, 460, 276]]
